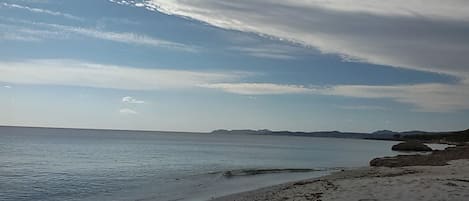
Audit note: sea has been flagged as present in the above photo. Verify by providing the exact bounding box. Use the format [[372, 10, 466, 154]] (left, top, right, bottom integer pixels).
[[0, 126, 446, 201]]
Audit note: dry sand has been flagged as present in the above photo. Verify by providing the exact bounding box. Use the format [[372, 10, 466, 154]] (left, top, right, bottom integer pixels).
[[211, 159, 469, 201]]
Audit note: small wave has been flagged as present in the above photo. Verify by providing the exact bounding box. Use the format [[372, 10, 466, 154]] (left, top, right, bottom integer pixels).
[[221, 168, 317, 178]]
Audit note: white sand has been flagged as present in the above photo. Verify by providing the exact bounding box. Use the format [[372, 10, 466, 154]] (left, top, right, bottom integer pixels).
[[212, 159, 469, 201]]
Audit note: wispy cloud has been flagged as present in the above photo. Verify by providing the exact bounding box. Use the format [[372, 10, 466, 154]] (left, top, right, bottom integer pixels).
[[322, 84, 469, 112], [0, 31, 40, 42], [279, 0, 469, 20], [109, 0, 134, 6], [1, 59, 468, 112], [0, 2, 82, 21], [0, 23, 66, 42], [106, 0, 469, 112], [45, 23, 197, 52], [131, 0, 469, 78], [0, 59, 240, 90], [229, 44, 305, 60], [0, 18, 196, 51], [122, 96, 145, 104], [200, 82, 469, 112], [200, 83, 315, 95], [119, 108, 138, 115]]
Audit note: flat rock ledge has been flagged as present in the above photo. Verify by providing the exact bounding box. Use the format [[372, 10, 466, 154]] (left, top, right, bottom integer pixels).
[[371, 145, 469, 167]]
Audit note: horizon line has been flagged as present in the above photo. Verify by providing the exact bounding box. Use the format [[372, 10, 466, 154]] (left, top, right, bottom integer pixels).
[[1, 124, 464, 135]]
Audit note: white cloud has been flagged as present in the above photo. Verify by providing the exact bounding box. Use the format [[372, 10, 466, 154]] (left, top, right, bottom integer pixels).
[[200, 83, 315, 95], [276, 0, 469, 20], [1, 58, 467, 112], [0, 32, 40, 42], [132, 0, 469, 78], [122, 96, 145, 104], [322, 84, 469, 112], [229, 44, 304, 60], [0, 19, 196, 51], [200, 82, 469, 112], [46, 24, 197, 52], [0, 2, 82, 21], [0, 59, 240, 90], [110, 0, 133, 6], [231, 47, 293, 60], [122, 0, 469, 112], [119, 108, 138, 115], [135, 3, 145, 7], [0, 23, 66, 42], [3, 85, 12, 89]]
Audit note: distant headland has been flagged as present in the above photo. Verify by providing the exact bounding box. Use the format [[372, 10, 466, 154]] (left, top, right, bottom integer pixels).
[[1, 125, 467, 144], [210, 128, 469, 144]]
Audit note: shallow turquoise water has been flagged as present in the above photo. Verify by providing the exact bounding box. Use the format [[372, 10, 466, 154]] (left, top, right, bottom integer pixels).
[[0, 127, 399, 201]]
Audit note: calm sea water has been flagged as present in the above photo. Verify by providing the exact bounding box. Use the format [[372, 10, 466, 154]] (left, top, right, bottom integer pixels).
[[1, 127, 403, 201]]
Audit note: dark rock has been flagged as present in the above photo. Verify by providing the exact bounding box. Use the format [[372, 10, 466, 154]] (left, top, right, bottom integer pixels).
[[370, 145, 469, 167], [391, 141, 432, 152]]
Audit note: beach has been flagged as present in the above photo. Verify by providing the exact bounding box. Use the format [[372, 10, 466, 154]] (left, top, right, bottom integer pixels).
[[212, 146, 469, 201]]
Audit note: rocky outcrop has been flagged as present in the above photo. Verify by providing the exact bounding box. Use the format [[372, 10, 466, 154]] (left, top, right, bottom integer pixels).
[[370, 145, 469, 167], [391, 141, 432, 152]]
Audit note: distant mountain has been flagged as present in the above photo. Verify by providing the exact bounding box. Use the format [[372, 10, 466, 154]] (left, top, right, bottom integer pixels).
[[211, 129, 390, 140], [372, 130, 399, 135], [2, 125, 467, 143], [211, 129, 272, 135], [210, 129, 469, 142]]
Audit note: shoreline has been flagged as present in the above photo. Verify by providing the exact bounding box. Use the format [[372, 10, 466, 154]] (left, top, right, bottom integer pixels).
[[211, 145, 469, 201]]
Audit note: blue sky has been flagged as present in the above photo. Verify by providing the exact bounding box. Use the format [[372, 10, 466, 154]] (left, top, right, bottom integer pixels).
[[1, 0, 468, 132]]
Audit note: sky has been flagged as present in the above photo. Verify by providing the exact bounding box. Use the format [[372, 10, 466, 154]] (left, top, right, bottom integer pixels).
[[1, 0, 468, 132]]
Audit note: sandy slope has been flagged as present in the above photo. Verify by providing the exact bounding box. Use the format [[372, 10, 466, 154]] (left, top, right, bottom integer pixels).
[[211, 159, 469, 201]]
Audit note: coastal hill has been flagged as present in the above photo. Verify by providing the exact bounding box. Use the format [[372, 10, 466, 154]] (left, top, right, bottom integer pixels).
[[211, 129, 373, 139], [211, 129, 469, 143], [1, 125, 467, 144]]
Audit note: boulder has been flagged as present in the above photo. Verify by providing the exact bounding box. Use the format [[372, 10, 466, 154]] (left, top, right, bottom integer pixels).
[[391, 141, 432, 152]]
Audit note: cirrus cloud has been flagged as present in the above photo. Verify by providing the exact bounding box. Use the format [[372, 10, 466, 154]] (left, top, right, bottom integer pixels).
[[1, 59, 468, 112], [0, 59, 240, 90], [113, 0, 469, 112], [201, 82, 469, 112], [129, 0, 469, 78], [200, 83, 314, 95], [0, 18, 197, 52], [0, 2, 83, 21]]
